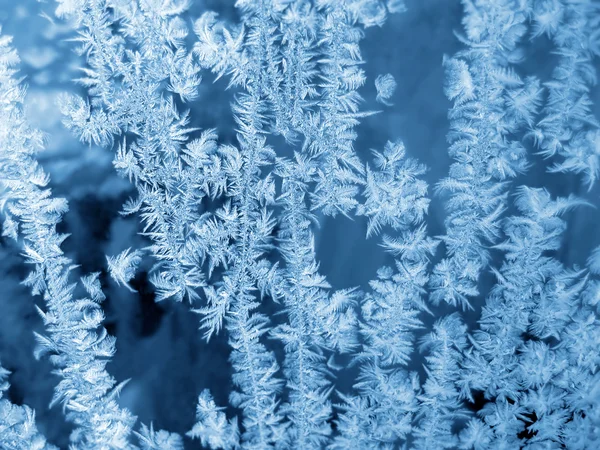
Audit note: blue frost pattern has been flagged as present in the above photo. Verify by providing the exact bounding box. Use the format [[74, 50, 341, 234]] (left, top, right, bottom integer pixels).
[[0, 0, 599, 449]]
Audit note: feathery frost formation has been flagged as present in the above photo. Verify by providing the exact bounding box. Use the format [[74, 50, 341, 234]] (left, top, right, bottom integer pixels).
[[530, 0, 600, 186], [431, 0, 543, 310], [0, 0, 598, 448], [0, 28, 137, 449]]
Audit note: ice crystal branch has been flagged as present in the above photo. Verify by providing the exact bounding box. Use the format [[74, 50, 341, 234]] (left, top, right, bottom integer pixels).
[[0, 29, 137, 449], [430, 0, 543, 309], [134, 423, 184, 450], [331, 140, 438, 449], [192, 2, 393, 445], [187, 390, 239, 450], [530, 0, 600, 187], [192, 2, 298, 444]]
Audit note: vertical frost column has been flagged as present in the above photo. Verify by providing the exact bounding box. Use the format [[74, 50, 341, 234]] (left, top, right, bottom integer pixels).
[[57, 1, 279, 447], [331, 141, 438, 449], [307, 0, 371, 217], [195, 1, 289, 447], [268, 6, 339, 447], [530, 0, 600, 186], [0, 29, 137, 450], [430, 0, 542, 309]]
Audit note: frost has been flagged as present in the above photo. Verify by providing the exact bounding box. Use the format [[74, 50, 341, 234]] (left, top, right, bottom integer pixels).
[[106, 248, 143, 292], [0, 0, 598, 449], [375, 73, 396, 106]]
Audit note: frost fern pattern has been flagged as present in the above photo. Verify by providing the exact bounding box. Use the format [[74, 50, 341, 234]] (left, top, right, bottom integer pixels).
[[0, 0, 599, 449]]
